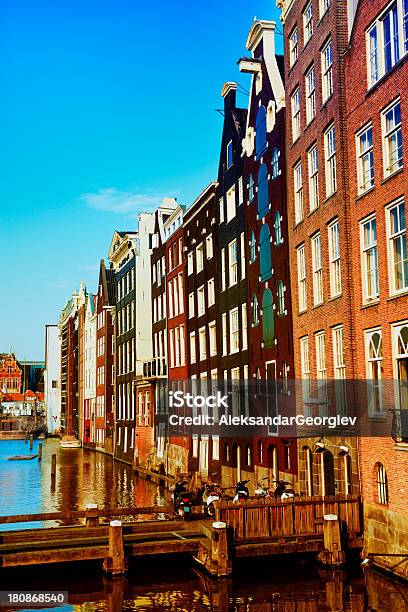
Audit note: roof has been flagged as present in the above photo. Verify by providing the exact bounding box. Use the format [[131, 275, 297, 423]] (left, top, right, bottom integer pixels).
[[0, 391, 44, 402], [117, 231, 137, 238]]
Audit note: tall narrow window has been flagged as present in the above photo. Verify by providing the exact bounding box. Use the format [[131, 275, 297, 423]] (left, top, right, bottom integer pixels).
[[226, 185, 236, 222], [382, 100, 402, 176], [300, 336, 311, 406], [321, 39, 333, 102], [357, 125, 374, 193], [262, 289, 274, 348], [272, 147, 280, 179], [256, 106, 267, 157], [328, 220, 341, 297], [250, 231, 256, 263], [227, 140, 233, 169], [277, 281, 285, 315], [208, 278, 215, 306], [228, 239, 238, 287], [361, 216, 379, 301], [222, 313, 227, 355], [291, 87, 301, 141], [305, 65, 316, 124], [333, 325, 346, 413], [242, 304, 248, 350], [383, 4, 400, 72], [229, 308, 239, 353], [303, 1, 313, 45], [324, 125, 337, 196], [240, 232, 246, 280], [308, 145, 319, 211], [294, 161, 304, 224], [388, 199, 408, 292], [315, 332, 327, 404], [297, 244, 307, 312], [289, 26, 298, 66], [274, 211, 283, 245], [252, 294, 259, 326], [311, 233, 323, 305], [365, 329, 383, 416], [319, 0, 330, 18], [257, 163, 269, 217], [190, 332, 196, 364], [221, 248, 226, 291], [259, 224, 272, 281], [376, 463, 388, 504], [196, 243, 204, 272], [248, 174, 254, 202], [219, 197, 224, 223]]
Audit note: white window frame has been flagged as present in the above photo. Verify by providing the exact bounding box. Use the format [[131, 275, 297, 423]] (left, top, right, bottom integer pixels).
[[311, 233, 323, 305], [356, 124, 374, 194], [328, 220, 342, 298], [197, 285, 205, 317], [303, 1, 313, 45], [190, 332, 196, 364], [294, 161, 304, 224], [324, 124, 337, 196], [321, 38, 333, 103], [206, 234, 213, 259], [226, 185, 236, 223], [382, 98, 403, 177], [365, 327, 384, 417], [297, 243, 307, 312], [228, 239, 238, 287], [386, 198, 408, 293], [308, 144, 319, 211], [289, 26, 298, 66], [199, 326, 207, 361], [208, 278, 215, 306], [209, 321, 217, 356], [291, 87, 301, 142], [360, 215, 379, 302], [229, 307, 239, 354], [305, 64, 316, 124], [196, 243, 204, 273]]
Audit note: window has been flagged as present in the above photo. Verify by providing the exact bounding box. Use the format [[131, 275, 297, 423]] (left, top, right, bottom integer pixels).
[[262, 289, 274, 348], [240, 232, 246, 280], [238, 176, 244, 205], [228, 239, 238, 286], [392, 321, 408, 411], [308, 145, 319, 211], [356, 125, 374, 193], [297, 244, 307, 312], [291, 87, 300, 141], [324, 125, 337, 196], [219, 197, 224, 223], [187, 252, 193, 275], [300, 336, 311, 404], [250, 231, 256, 262], [208, 278, 215, 306], [242, 304, 248, 350], [360, 216, 379, 301], [226, 185, 236, 223], [277, 281, 285, 315], [212, 436, 220, 460], [252, 294, 259, 326], [303, 1, 313, 45], [259, 224, 272, 281], [197, 285, 205, 317], [199, 327, 206, 361], [382, 100, 402, 176], [206, 234, 213, 259], [376, 463, 388, 505], [249, 174, 254, 202], [221, 248, 226, 291], [222, 313, 228, 355], [315, 332, 327, 403], [311, 233, 323, 305], [321, 39, 333, 102], [227, 140, 233, 169], [209, 321, 217, 356], [320, 0, 330, 18], [294, 161, 304, 224], [190, 332, 196, 364], [305, 65, 316, 124], [289, 26, 298, 66], [196, 243, 204, 272], [333, 325, 346, 413], [256, 106, 267, 157], [257, 163, 269, 217], [229, 308, 239, 353], [387, 199, 408, 292], [274, 211, 283, 245], [272, 148, 280, 179], [188, 292, 195, 318], [328, 220, 341, 297], [365, 329, 383, 416]]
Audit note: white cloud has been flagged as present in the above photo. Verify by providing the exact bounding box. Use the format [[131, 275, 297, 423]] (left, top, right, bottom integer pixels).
[[81, 188, 169, 214]]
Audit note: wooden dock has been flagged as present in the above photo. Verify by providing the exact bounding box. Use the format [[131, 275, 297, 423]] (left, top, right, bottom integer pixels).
[[0, 496, 362, 577]]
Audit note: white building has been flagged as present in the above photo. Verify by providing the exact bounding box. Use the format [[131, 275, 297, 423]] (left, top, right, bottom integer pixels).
[[44, 324, 61, 434]]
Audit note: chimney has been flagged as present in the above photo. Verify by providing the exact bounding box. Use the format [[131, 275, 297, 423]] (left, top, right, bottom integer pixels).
[[221, 82, 237, 112]]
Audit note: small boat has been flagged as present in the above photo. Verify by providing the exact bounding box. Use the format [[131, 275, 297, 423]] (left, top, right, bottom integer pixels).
[[60, 435, 81, 449], [7, 455, 38, 461]]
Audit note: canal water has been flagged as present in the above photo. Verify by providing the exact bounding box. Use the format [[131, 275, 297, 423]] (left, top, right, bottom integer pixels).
[[0, 439, 407, 611]]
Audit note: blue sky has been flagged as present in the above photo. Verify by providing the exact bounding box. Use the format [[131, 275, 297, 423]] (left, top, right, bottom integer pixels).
[[0, 0, 283, 360]]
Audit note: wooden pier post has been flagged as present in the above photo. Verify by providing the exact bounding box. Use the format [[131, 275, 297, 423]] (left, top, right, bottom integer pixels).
[[29, 435, 33, 451], [211, 521, 232, 577], [318, 515, 345, 567], [38, 443, 42, 461], [85, 503, 99, 527], [50, 453, 57, 489], [103, 520, 127, 577]]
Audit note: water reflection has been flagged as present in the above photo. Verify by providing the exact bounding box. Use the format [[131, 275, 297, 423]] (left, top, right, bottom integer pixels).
[[0, 439, 168, 530]]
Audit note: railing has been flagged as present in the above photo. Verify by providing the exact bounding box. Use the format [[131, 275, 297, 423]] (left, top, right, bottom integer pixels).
[[215, 495, 361, 542], [391, 409, 408, 442], [143, 357, 167, 379]]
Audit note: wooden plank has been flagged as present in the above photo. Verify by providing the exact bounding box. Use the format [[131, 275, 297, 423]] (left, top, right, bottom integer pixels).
[[0, 545, 109, 567], [0, 505, 171, 525], [126, 539, 204, 557]]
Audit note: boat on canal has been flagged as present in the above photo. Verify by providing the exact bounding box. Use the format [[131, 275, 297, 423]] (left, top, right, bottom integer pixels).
[[60, 435, 81, 449]]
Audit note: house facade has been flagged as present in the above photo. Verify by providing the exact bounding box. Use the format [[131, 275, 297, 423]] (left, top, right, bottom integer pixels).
[[83, 294, 97, 446], [0, 353, 22, 394]]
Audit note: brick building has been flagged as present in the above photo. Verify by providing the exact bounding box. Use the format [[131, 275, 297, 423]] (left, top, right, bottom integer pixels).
[[345, 0, 408, 579], [278, 0, 359, 497], [239, 20, 297, 486], [184, 182, 219, 482], [0, 353, 22, 394], [83, 293, 96, 446]]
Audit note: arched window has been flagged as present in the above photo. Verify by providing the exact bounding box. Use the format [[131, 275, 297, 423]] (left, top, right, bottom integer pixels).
[[274, 211, 283, 245], [262, 289, 274, 348], [256, 106, 267, 157], [252, 294, 259, 326], [267, 444, 278, 481], [376, 463, 388, 504], [259, 224, 272, 281], [322, 450, 335, 496], [272, 147, 279, 178], [249, 174, 254, 202], [250, 231, 256, 263], [257, 163, 269, 217], [277, 281, 285, 315]]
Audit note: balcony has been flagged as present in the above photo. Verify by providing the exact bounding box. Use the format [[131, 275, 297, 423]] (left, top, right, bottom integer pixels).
[[143, 357, 167, 379], [391, 409, 408, 442]]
